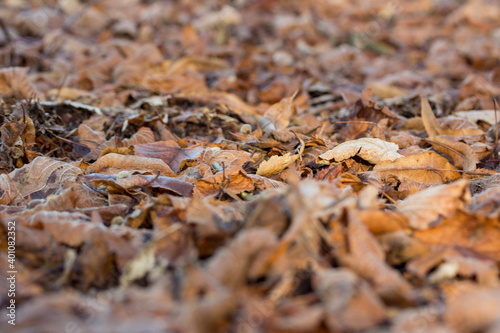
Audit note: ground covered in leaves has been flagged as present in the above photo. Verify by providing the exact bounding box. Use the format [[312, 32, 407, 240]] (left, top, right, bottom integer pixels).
[[1, 0, 500, 332]]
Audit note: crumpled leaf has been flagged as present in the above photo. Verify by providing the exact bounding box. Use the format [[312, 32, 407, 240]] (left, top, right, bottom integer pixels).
[[374, 151, 461, 184], [317, 138, 403, 165], [256, 153, 299, 176], [397, 179, 471, 230]]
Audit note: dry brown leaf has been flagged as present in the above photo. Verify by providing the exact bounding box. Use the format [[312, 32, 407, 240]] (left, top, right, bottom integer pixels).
[[200, 147, 253, 170], [421, 97, 484, 137], [335, 212, 413, 305], [421, 97, 445, 137], [397, 180, 471, 230], [165, 56, 229, 75], [0, 156, 82, 205], [315, 269, 387, 332], [78, 123, 106, 149], [256, 153, 299, 176], [444, 287, 500, 333], [368, 82, 408, 99], [0, 67, 38, 99], [317, 138, 403, 165], [260, 92, 297, 132], [194, 170, 254, 196], [85, 153, 174, 176], [414, 210, 500, 261], [426, 135, 478, 171], [374, 151, 461, 184], [178, 91, 259, 116], [134, 141, 204, 173]]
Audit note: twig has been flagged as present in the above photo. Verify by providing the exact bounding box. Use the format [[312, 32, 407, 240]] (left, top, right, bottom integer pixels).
[[493, 98, 499, 158]]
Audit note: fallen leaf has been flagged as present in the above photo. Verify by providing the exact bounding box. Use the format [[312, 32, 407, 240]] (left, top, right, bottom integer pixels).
[[0, 156, 82, 205], [397, 180, 471, 230], [414, 210, 500, 261], [317, 138, 403, 165], [426, 135, 478, 171], [256, 153, 299, 176], [374, 151, 461, 184], [134, 141, 204, 173], [315, 269, 387, 332], [421, 97, 444, 137], [85, 153, 174, 176]]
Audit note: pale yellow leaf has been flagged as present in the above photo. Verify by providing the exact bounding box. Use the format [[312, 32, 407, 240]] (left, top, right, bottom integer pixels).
[[256, 153, 299, 176], [317, 138, 403, 165]]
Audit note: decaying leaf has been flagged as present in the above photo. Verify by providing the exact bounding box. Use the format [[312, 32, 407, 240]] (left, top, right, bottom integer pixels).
[[317, 138, 403, 165]]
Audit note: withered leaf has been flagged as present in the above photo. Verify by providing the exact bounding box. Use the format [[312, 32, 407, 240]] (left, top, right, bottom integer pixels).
[[195, 170, 254, 196], [317, 138, 403, 165], [414, 210, 500, 261], [397, 180, 471, 230], [426, 135, 478, 171], [0, 156, 82, 205], [84, 173, 193, 197], [256, 153, 299, 176], [85, 153, 174, 176], [421, 97, 484, 137], [421, 97, 444, 137], [374, 151, 461, 184], [134, 140, 204, 173]]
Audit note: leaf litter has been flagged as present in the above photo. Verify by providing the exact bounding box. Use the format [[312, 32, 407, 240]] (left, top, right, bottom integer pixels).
[[1, 0, 500, 332]]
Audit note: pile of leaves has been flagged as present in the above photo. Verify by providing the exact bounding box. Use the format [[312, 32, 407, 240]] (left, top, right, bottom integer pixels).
[[1, 0, 500, 332]]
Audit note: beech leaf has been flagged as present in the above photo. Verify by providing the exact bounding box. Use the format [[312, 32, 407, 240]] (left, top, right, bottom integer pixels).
[[317, 138, 403, 165]]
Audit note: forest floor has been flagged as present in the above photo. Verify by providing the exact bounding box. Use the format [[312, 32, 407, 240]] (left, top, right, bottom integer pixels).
[[1, 0, 500, 332]]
